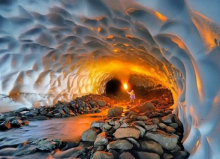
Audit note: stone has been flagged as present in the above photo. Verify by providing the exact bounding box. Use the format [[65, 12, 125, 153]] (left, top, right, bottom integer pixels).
[[11, 119, 23, 127], [163, 153, 173, 159], [32, 116, 48, 120], [22, 120, 29, 125], [108, 106, 123, 117], [63, 106, 70, 114], [15, 107, 29, 113], [119, 152, 135, 159], [0, 148, 17, 156], [134, 121, 145, 126], [108, 149, 120, 159], [166, 126, 176, 133], [126, 138, 140, 149], [33, 138, 62, 151], [140, 102, 155, 112], [14, 145, 37, 156], [107, 140, 133, 150], [108, 119, 115, 126], [97, 100, 106, 107], [169, 123, 178, 129], [53, 147, 83, 158], [137, 116, 148, 121], [133, 151, 160, 159], [158, 123, 167, 129], [114, 127, 140, 139], [82, 128, 100, 142], [114, 121, 121, 129], [54, 113, 61, 118], [173, 151, 188, 159], [25, 112, 35, 117], [151, 118, 160, 124], [123, 119, 133, 123], [162, 114, 174, 124], [135, 125, 145, 138], [0, 121, 11, 130], [139, 140, 164, 155], [92, 151, 114, 159], [103, 123, 112, 130], [145, 124, 158, 131], [145, 130, 179, 150], [120, 123, 129, 128], [94, 132, 108, 146], [91, 121, 105, 128]]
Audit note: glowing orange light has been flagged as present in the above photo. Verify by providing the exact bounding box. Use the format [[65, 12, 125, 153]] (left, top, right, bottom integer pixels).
[[123, 83, 128, 90]]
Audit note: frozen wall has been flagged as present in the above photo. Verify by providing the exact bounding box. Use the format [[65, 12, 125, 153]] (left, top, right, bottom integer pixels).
[[0, 0, 220, 158]]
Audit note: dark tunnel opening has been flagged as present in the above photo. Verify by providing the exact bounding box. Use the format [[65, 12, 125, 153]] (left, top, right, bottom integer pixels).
[[105, 79, 123, 96]]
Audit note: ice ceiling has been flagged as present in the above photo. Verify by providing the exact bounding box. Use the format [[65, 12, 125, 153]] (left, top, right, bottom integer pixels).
[[0, 0, 220, 158]]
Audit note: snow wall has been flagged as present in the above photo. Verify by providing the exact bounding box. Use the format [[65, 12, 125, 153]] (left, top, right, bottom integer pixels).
[[0, 0, 220, 158]]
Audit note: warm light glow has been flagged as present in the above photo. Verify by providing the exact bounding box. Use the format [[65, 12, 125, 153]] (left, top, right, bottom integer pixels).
[[123, 83, 128, 90]]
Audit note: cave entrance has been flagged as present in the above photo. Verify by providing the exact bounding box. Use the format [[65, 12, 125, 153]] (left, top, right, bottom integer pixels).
[[105, 79, 123, 96]]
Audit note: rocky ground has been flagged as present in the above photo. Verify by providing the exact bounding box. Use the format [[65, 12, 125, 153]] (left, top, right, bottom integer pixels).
[[0, 89, 189, 159]]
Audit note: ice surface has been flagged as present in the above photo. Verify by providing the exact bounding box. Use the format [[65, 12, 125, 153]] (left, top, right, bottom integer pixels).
[[0, 0, 220, 158]]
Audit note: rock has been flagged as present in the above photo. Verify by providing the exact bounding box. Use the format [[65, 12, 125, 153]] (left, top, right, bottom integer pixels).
[[108, 106, 123, 117], [33, 138, 62, 151], [145, 130, 179, 150], [54, 113, 61, 118], [82, 128, 100, 142], [89, 101, 96, 106], [145, 124, 158, 131], [119, 152, 135, 159], [171, 145, 181, 153], [91, 121, 105, 128], [0, 148, 17, 156], [161, 114, 174, 124], [53, 147, 83, 158], [103, 123, 112, 130], [63, 106, 70, 114], [123, 119, 133, 123], [114, 127, 140, 139], [107, 140, 133, 150], [22, 120, 29, 125], [139, 140, 164, 155], [108, 119, 115, 126], [169, 123, 178, 129], [25, 112, 35, 117], [32, 116, 48, 120], [109, 149, 120, 159], [94, 132, 108, 146], [137, 116, 148, 121], [158, 123, 167, 129], [140, 102, 155, 112], [97, 100, 106, 107], [126, 138, 140, 149], [14, 145, 37, 156], [120, 123, 129, 128], [92, 151, 114, 159], [0, 121, 11, 130], [134, 121, 145, 126], [135, 125, 145, 138], [114, 121, 121, 129], [166, 126, 176, 133], [163, 153, 173, 159], [15, 107, 29, 113], [11, 119, 23, 127], [173, 151, 188, 159], [133, 151, 160, 159], [151, 118, 160, 124]]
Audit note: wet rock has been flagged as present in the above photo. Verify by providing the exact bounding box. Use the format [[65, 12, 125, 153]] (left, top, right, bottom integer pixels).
[[114, 127, 140, 139], [139, 140, 164, 155], [113, 121, 121, 129], [137, 116, 148, 121], [120, 123, 129, 128], [92, 151, 114, 159], [0, 148, 17, 156], [173, 151, 188, 159], [126, 137, 140, 149], [145, 130, 179, 150], [94, 132, 108, 146], [11, 119, 23, 127], [14, 145, 37, 156], [119, 152, 135, 159], [133, 151, 160, 159], [123, 119, 133, 123], [134, 121, 145, 126], [108, 106, 123, 117], [63, 106, 70, 114], [103, 123, 112, 130], [54, 113, 61, 118], [22, 120, 29, 125], [171, 145, 181, 153], [166, 126, 176, 133], [140, 102, 155, 112], [158, 123, 167, 129], [135, 125, 145, 138], [107, 140, 133, 150], [97, 146, 105, 151], [33, 138, 62, 151], [162, 114, 174, 124], [108, 119, 115, 126], [91, 121, 105, 128], [97, 100, 106, 107], [54, 147, 83, 158], [25, 112, 35, 117], [0, 121, 11, 130], [163, 153, 173, 159], [169, 123, 178, 129], [82, 128, 100, 142], [145, 124, 158, 131], [15, 107, 29, 113], [32, 116, 48, 120], [151, 118, 160, 124]]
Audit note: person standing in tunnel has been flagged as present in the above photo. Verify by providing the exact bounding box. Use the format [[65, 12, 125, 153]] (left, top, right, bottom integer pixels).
[[127, 90, 135, 105]]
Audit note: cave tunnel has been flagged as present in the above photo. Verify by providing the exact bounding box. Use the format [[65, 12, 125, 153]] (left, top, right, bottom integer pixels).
[[0, 0, 220, 158]]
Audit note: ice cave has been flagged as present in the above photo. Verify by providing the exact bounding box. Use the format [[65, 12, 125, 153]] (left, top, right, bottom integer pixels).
[[0, 0, 220, 158]]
